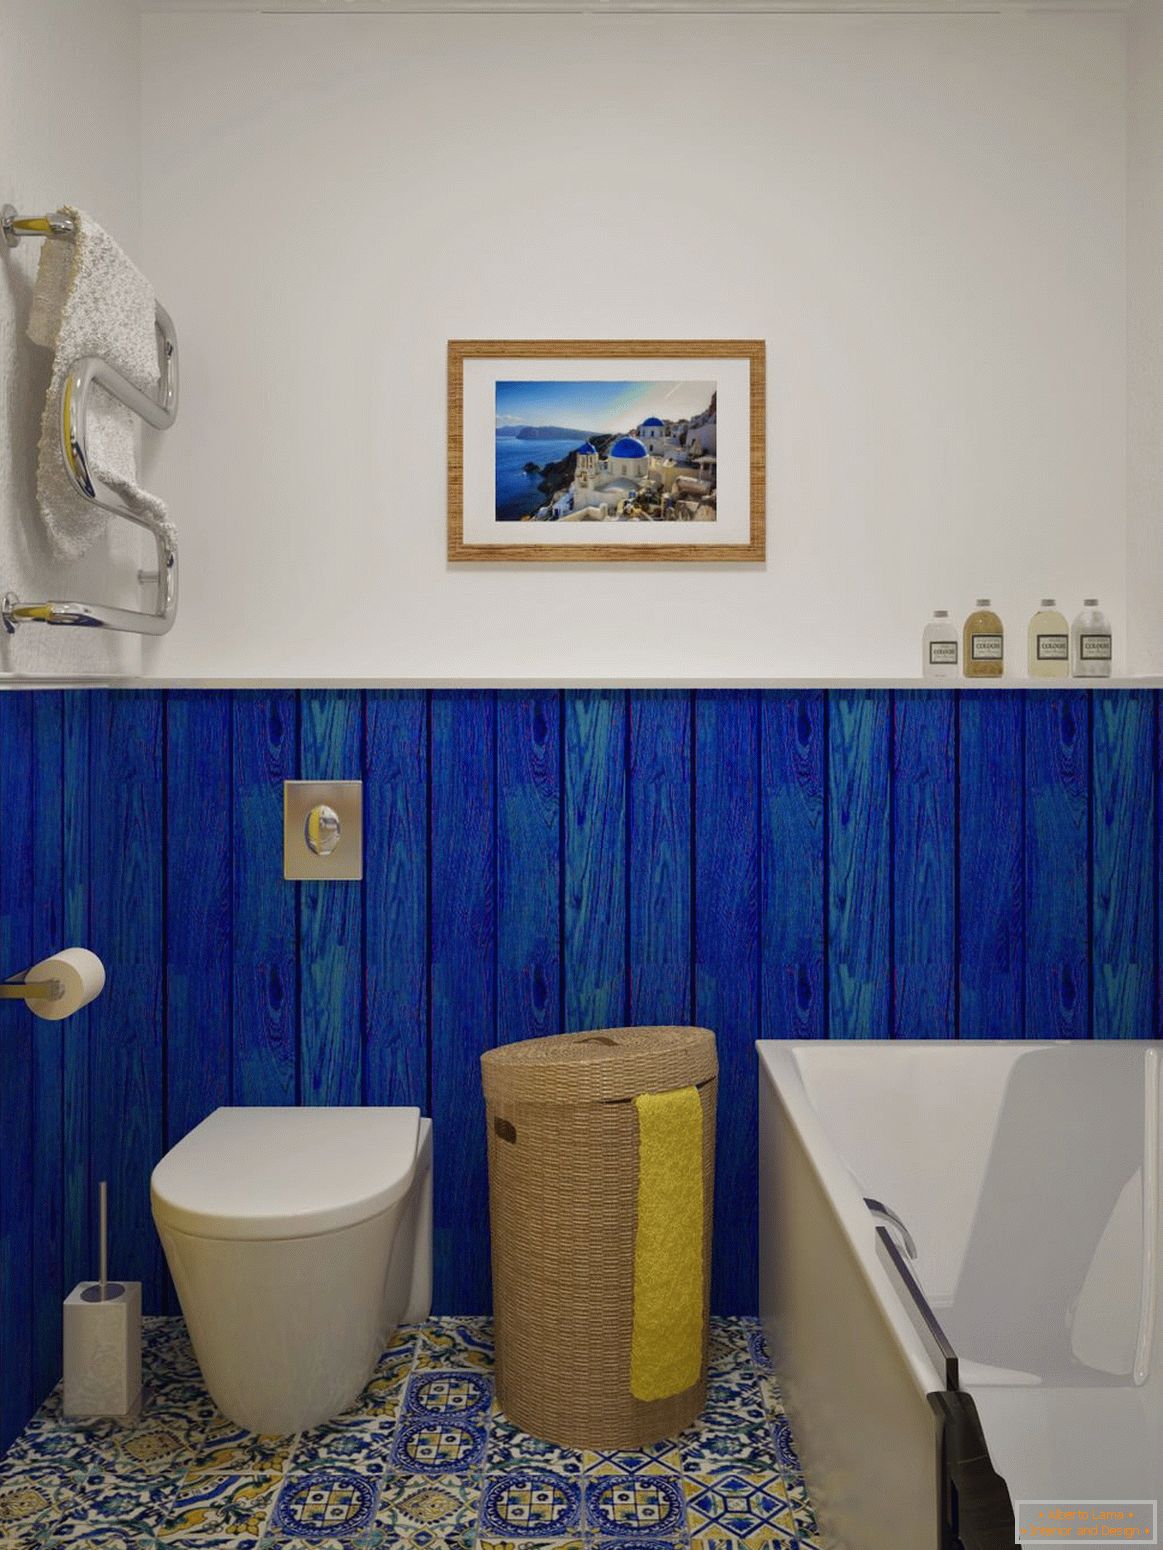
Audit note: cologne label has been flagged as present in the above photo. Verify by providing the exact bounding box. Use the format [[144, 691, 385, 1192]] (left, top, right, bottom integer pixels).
[[971, 634, 1003, 661], [1037, 634, 1068, 661], [1080, 633, 1112, 661], [929, 641, 958, 665]]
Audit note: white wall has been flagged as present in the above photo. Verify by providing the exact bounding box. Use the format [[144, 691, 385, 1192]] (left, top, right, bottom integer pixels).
[[0, 0, 146, 677], [140, 9, 1128, 681], [1127, 0, 1163, 676]]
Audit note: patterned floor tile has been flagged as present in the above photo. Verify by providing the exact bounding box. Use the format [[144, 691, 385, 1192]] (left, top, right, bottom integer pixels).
[[476, 1540, 584, 1550], [94, 1404, 212, 1478], [191, 1417, 296, 1477], [707, 1324, 752, 1376], [489, 1414, 583, 1476], [479, 1469, 583, 1540], [390, 1418, 488, 1477], [581, 1443, 684, 1478], [682, 1472, 797, 1543], [267, 1468, 380, 1543], [363, 1470, 480, 1545], [403, 1371, 493, 1423], [412, 1319, 494, 1372], [290, 1417, 396, 1478], [0, 1461, 82, 1542], [584, 1472, 687, 1539], [744, 1330, 772, 1379], [49, 1469, 184, 1545], [757, 1382, 783, 1421], [158, 1471, 282, 1544], [679, 1422, 780, 1479]]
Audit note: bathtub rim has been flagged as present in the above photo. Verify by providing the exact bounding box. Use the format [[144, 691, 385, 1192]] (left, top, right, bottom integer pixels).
[[755, 1037, 1080, 1403]]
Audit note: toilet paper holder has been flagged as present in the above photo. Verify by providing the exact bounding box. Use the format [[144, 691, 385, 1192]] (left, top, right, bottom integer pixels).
[[0, 948, 106, 1019], [0, 969, 64, 1004]]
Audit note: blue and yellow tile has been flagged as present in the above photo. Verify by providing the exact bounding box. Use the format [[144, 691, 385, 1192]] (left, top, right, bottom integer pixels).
[[266, 1467, 380, 1544], [682, 1471, 798, 1543], [488, 1415, 582, 1477], [48, 1469, 182, 1546], [584, 1471, 687, 1539], [158, 1470, 282, 1544], [190, 1416, 295, 1477], [403, 1370, 492, 1423], [581, 1441, 684, 1478], [0, 1461, 80, 1543], [411, 1318, 494, 1373], [363, 1470, 479, 1547], [291, 1414, 396, 1478], [390, 1418, 488, 1477], [480, 1468, 583, 1540]]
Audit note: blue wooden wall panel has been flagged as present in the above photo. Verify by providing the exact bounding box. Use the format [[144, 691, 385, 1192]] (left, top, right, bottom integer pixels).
[[363, 691, 428, 1109], [629, 690, 692, 1028], [1092, 692, 1155, 1037], [30, 694, 64, 1401], [61, 694, 92, 1302], [564, 691, 627, 1033], [694, 690, 760, 1315], [0, 694, 34, 1449], [1025, 693, 1089, 1039], [760, 692, 825, 1039], [86, 693, 165, 1310], [893, 692, 956, 1038], [958, 692, 1024, 1039], [828, 691, 892, 1037], [299, 691, 364, 1106], [430, 691, 495, 1314], [496, 692, 560, 1048], [232, 693, 297, 1106], [166, 693, 233, 1146], [4, 684, 1163, 1447]]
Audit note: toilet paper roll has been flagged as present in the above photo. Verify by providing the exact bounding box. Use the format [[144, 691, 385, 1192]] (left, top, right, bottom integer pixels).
[[25, 948, 106, 1021]]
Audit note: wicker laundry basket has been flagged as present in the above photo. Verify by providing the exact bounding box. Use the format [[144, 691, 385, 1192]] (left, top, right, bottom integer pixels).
[[481, 1024, 717, 1448]]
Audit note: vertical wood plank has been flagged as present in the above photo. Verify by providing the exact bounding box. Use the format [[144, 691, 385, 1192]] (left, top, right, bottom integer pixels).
[[364, 691, 428, 1109], [893, 692, 955, 1038], [959, 692, 1023, 1039], [695, 690, 760, 1314], [233, 692, 297, 1105], [300, 691, 363, 1105], [497, 691, 560, 1047], [1026, 691, 1089, 1039], [828, 691, 892, 1037], [629, 690, 692, 1028], [430, 691, 495, 1314], [87, 691, 165, 1310], [564, 691, 627, 1033], [61, 692, 91, 1298], [1093, 690, 1155, 1036], [31, 693, 65, 1403], [166, 692, 232, 1144], [760, 691, 825, 1039], [0, 692, 34, 1446]]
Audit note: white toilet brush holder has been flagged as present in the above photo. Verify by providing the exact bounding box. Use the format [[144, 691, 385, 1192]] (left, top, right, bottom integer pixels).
[[63, 1181, 141, 1420]]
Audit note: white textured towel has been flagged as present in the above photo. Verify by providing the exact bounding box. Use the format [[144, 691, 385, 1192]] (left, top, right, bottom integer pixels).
[[27, 207, 172, 562]]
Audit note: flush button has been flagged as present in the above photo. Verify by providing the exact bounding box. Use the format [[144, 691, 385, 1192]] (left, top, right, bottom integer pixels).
[[284, 781, 362, 880]]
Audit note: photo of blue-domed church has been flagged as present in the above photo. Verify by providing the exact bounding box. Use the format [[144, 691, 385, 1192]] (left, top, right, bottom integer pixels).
[[495, 379, 718, 523]]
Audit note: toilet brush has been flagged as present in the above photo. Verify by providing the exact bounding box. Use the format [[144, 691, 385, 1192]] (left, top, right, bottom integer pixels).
[[63, 1180, 142, 1419]]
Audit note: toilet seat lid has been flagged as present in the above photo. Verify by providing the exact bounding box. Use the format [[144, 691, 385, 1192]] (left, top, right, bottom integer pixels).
[[150, 1106, 422, 1240]]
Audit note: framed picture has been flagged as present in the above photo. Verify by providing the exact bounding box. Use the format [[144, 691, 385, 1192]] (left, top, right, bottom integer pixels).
[[448, 340, 765, 562]]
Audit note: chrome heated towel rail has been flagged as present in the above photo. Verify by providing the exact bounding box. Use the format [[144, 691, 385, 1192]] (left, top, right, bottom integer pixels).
[[1, 204, 179, 636]]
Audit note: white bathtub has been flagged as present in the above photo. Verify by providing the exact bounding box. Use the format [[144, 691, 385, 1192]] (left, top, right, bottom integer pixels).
[[758, 1041, 1163, 1550]]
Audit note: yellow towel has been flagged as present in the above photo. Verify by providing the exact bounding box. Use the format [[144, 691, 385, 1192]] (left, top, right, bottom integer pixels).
[[630, 1085, 704, 1401]]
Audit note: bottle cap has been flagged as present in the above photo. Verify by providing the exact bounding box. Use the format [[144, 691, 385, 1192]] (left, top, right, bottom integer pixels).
[[1083, 598, 1099, 607], [1040, 599, 1056, 608], [933, 609, 948, 618], [975, 598, 991, 608]]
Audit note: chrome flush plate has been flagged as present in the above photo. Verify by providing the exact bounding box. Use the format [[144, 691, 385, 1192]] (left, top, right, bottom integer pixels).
[[283, 781, 363, 881]]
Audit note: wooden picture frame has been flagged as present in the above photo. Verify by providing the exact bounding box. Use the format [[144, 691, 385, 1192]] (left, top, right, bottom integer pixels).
[[448, 339, 765, 562]]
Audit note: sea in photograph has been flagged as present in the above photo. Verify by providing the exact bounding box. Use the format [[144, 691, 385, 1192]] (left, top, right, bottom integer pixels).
[[495, 436, 585, 521]]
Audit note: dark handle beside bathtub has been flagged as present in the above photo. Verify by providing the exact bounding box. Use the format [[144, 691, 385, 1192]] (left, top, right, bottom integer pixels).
[[929, 1390, 1018, 1550]]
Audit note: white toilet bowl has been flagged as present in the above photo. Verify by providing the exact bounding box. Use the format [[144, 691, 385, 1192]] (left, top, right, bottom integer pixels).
[[150, 1106, 432, 1435]]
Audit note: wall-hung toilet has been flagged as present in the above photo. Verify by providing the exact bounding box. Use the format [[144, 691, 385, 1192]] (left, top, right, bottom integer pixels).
[[150, 1106, 432, 1435]]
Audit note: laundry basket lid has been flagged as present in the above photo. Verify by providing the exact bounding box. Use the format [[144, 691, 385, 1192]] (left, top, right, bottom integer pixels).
[[481, 1025, 717, 1106]]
